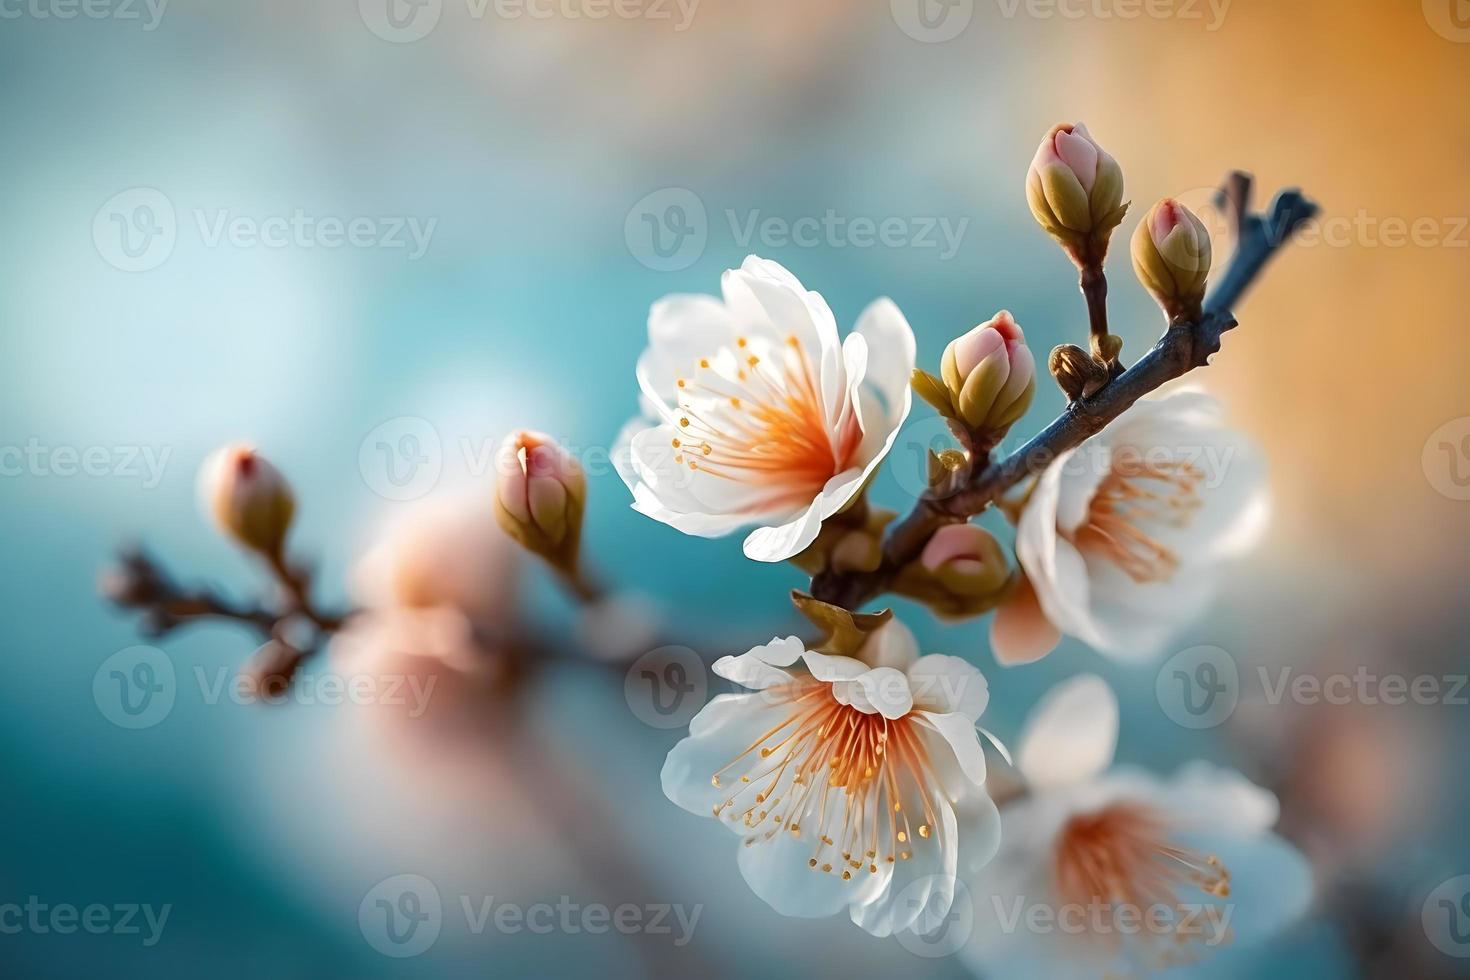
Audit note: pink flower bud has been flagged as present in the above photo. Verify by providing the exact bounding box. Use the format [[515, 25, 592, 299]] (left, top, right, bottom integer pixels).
[[494, 431, 586, 562], [919, 523, 1009, 597], [939, 312, 1037, 435], [198, 445, 295, 557], [1027, 122, 1127, 252], [1131, 198, 1213, 319]]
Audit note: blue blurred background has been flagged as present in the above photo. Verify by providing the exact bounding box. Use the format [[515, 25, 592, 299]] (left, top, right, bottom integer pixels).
[[2, 0, 1468, 976]]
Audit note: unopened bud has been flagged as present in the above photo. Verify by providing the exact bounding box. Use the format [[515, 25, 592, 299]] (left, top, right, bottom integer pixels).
[[1026, 122, 1128, 260], [1048, 344, 1111, 402], [198, 445, 295, 558], [1132, 198, 1212, 320], [939, 311, 1037, 438], [494, 430, 586, 566], [919, 524, 1010, 598]]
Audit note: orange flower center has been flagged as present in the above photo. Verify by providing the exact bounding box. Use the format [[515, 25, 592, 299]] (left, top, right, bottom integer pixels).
[[710, 679, 942, 878], [1053, 803, 1231, 955], [671, 335, 862, 509], [1072, 457, 1203, 584]]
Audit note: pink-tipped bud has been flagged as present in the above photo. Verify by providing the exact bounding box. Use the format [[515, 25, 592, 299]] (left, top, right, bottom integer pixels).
[[939, 311, 1037, 436], [494, 430, 586, 565], [1026, 122, 1128, 256], [1131, 198, 1213, 319], [919, 523, 1010, 598], [198, 445, 295, 558]]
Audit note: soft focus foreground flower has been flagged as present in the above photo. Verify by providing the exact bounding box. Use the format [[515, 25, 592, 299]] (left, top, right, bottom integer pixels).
[[1132, 198, 1213, 319], [616, 256, 916, 562], [662, 618, 1001, 937], [991, 390, 1267, 665], [336, 494, 521, 678], [197, 444, 295, 558], [962, 676, 1312, 979], [937, 311, 1037, 436], [1026, 122, 1128, 257]]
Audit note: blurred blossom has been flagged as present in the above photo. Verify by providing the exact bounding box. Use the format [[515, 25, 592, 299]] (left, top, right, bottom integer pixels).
[[964, 676, 1313, 979], [335, 492, 522, 681], [993, 390, 1268, 665]]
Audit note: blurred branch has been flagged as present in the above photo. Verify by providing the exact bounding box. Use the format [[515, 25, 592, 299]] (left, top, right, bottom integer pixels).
[[812, 173, 1318, 610], [100, 545, 355, 679]]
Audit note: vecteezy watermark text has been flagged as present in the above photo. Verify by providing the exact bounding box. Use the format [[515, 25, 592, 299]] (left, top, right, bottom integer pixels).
[[357, 875, 701, 958], [991, 895, 1233, 947], [359, 0, 699, 43], [624, 188, 970, 272], [93, 188, 437, 272], [0, 898, 171, 947], [0, 440, 170, 488], [0, 0, 167, 29]]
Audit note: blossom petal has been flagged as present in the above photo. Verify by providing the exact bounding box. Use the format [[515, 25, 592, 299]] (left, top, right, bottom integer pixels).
[[1015, 674, 1118, 790], [662, 693, 794, 823], [990, 574, 1062, 667], [637, 294, 740, 406], [917, 710, 987, 786], [849, 791, 959, 937], [854, 297, 917, 425], [798, 651, 868, 682], [908, 655, 990, 721], [840, 666, 913, 719], [740, 467, 864, 562], [722, 256, 846, 427], [862, 618, 920, 670], [738, 793, 890, 919]]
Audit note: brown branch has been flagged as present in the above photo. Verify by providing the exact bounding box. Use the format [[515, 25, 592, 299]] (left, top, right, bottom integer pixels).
[[101, 546, 354, 655], [811, 173, 1318, 611]]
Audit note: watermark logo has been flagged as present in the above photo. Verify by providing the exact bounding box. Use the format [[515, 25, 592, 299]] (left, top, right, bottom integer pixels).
[[359, 417, 444, 501], [625, 190, 970, 272], [93, 189, 436, 271], [93, 645, 176, 729], [359, 874, 443, 958], [359, 0, 443, 42], [889, 416, 962, 501], [1424, 0, 1470, 42], [624, 646, 706, 729], [896, 876, 973, 958], [1156, 645, 1238, 729], [891, 0, 973, 42], [1424, 417, 1470, 501], [93, 188, 177, 273], [1423, 875, 1470, 957], [625, 188, 708, 272]]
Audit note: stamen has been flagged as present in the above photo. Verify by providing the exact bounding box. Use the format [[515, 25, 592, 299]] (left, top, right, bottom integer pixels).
[[666, 334, 863, 504], [1073, 460, 1204, 584], [708, 676, 944, 874], [1053, 803, 1234, 962]]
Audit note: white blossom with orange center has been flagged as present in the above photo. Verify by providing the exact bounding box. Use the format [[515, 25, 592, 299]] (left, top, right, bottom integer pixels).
[[992, 390, 1269, 665], [961, 676, 1312, 979], [616, 256, 916, 562], [662, 619, 1002, 937]]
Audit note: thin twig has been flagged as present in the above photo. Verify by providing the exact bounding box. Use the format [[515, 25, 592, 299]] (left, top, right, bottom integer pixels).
[[811, 173, 1318, 611]]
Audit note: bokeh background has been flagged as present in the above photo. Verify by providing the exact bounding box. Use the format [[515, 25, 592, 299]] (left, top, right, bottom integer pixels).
[[2, 0, 1468, 976]]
